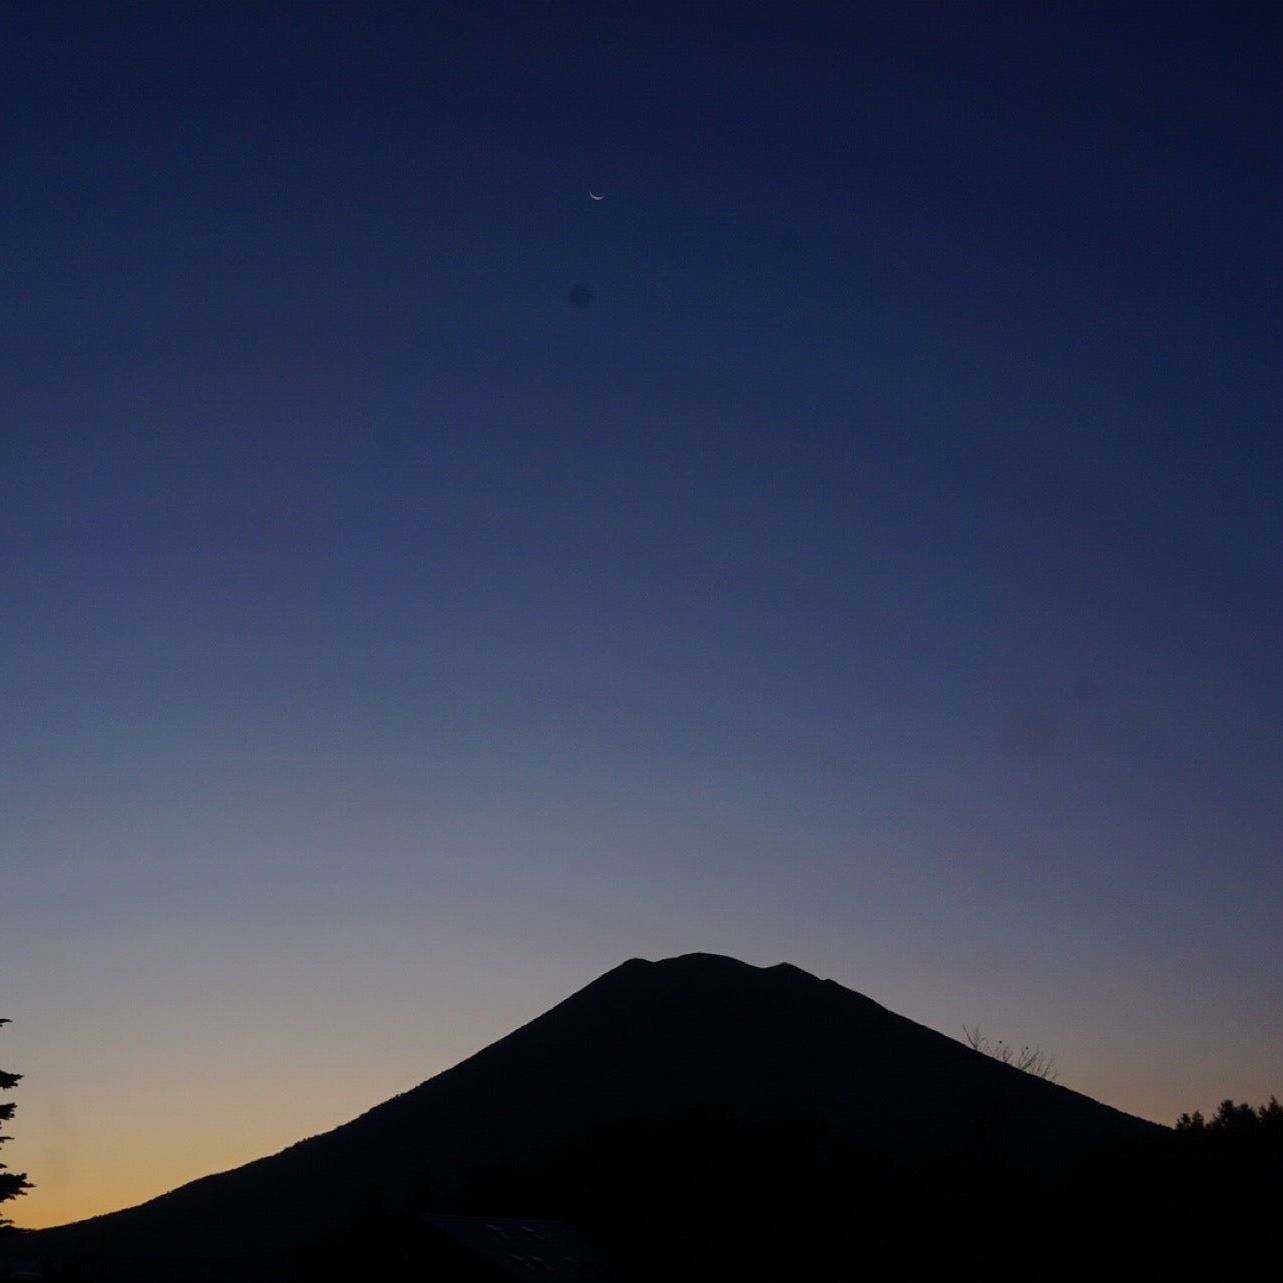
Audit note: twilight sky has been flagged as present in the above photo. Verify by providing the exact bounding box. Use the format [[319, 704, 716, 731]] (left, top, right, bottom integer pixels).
[[3, 2, 1281, 1229]]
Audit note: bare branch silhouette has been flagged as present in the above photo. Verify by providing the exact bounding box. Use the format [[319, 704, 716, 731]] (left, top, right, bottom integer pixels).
[[962, 1023, 1058, 1082]]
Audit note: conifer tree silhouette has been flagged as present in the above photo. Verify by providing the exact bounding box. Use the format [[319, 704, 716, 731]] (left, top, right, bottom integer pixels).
[[0, 1020, 32, 1230]]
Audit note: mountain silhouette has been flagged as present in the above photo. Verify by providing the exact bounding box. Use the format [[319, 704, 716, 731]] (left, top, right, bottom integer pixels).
[[15, 953, 1165, 1269]]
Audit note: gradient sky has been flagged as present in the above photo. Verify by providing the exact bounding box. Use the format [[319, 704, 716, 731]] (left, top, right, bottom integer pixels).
[[3, 1, 1281, 1229]]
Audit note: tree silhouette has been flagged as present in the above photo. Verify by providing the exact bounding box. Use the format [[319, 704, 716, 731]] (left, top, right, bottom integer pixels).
[[1176, 1097, 1283, 1135], [0, 1020, 32, 1230], [1169, 1094, 1283, 1231]]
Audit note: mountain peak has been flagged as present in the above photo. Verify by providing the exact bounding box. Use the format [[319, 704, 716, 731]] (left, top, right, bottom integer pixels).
[[17, 952, 1162, 1261], [595, 951, 835, 989]]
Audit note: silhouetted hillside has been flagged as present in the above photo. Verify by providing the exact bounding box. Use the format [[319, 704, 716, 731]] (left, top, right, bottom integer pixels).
[[12, 954, 1176, 1276]]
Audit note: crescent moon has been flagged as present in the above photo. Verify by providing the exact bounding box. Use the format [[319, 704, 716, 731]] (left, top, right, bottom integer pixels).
[[589, 191, 604, 201]]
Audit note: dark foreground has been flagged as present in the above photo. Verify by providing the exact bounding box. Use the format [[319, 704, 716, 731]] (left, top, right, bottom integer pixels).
[[6, 1108, 1278, 1283]]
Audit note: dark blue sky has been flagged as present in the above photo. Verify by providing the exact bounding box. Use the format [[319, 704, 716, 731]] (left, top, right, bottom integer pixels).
[[3, 2, 1281, 1226]]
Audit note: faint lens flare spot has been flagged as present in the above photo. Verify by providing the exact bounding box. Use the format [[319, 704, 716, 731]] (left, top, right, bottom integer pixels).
[[1073, 678, 1102, 704]]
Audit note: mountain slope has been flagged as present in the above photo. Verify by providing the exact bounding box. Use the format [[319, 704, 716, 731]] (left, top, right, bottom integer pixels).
[[19, 953, 1162, 1258]]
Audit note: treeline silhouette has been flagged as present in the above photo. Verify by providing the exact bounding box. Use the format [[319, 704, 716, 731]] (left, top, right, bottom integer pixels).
[[1171, 1097, 1283, 1196], [1177, 1094, 1283, 1136]]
